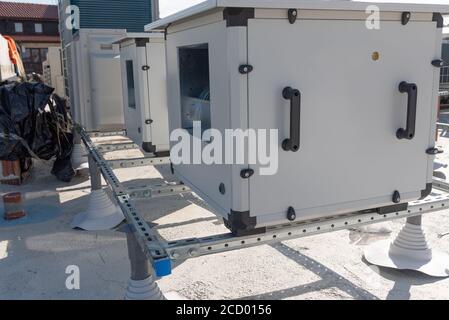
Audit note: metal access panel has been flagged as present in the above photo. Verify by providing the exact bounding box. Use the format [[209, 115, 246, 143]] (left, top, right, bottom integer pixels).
[[118, 33, 170, 154], [248, 19, 440, 226], [151, 1, 446, 235]]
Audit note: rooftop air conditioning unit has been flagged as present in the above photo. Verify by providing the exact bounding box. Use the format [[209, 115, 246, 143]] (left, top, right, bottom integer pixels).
[[115, 33, 170, 155], [146, 0, 447, 236]]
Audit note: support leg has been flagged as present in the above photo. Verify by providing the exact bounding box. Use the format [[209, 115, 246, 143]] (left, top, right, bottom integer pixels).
[[124, 225, 166, 300], [364, 215, 449, 277], [72, 132, 89, 171], [88, 155, 102, 191], [71, 155, 125, 230]]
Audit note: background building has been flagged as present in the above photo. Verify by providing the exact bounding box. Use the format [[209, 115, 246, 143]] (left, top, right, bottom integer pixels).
[[0, 1, 60, 74]]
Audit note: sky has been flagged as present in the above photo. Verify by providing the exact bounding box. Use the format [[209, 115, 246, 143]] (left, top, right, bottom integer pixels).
[[0, 0, 206, 17]]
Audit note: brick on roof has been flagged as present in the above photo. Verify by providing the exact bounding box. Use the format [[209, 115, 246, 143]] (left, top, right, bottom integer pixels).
[[0, 1, 59, 21]]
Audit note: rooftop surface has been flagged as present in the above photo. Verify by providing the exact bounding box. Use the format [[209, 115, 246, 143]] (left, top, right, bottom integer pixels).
[[1, 132, 449, 300]]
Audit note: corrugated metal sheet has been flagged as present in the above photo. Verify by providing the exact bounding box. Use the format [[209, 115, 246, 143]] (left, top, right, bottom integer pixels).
[[68, 0, 152, 32]]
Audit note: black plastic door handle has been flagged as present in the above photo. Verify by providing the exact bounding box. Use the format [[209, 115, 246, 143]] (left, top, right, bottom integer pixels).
[[282, 87, 301, 152], [397, 81, 418, 140]]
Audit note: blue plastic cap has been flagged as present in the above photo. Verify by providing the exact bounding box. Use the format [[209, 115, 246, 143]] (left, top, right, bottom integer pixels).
[[154, 258, 172, 277]]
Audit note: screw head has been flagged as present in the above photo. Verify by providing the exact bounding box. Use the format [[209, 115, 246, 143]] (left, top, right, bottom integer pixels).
[[171, 251, 180, 259], [219, 183, 226, 195], [287, 207, 297, 221], [393, 191, 401, 204]]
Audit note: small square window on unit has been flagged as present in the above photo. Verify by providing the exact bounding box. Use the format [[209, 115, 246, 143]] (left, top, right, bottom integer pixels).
[[179, 43, 211, 135], [125, 60, 136, 109], [14, 22, 23, 33], [35, 23, 43, 33]]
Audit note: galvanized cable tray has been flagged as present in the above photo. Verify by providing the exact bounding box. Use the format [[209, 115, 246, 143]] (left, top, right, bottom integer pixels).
[[97, 142, 140, 153], [163, 191, 449, 261], [80, 127, 449, 277], [88, 130, 127, 138], [107, 156, 171, 169]]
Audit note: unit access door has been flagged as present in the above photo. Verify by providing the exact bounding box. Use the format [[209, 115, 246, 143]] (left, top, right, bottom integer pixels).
[[248, 19, 439, 223]]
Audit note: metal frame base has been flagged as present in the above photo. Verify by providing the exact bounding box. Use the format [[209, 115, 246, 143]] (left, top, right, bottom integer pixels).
[[79, 127, 449, 279], [98, 142, 139, 153]]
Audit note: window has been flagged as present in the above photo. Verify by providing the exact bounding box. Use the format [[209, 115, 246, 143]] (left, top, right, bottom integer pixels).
[[35, 23, 43, 33], [179, 44, 211, 135], [22, 48, 31, 61], [126, 60, 136, 109], [21, 48, 49, 74], [31, 49, 41, 63], [14, 22, 23, 33], [41, 48, 48, 61]]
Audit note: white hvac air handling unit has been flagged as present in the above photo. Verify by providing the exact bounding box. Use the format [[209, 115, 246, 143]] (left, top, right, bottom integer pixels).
[[115, 33, 170, 155], [146, 0, 448, 236], [66, 29, 126, 132]]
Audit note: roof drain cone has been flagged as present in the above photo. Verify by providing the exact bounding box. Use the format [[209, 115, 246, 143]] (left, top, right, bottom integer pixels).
[[125, 275, 166, 300], [71, 143, 89, 171], [122, 225, 166, 300], [364, 216, 449, 277], [71, 188, 124, 231]]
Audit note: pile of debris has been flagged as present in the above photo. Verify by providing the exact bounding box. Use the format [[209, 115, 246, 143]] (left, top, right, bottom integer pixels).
[[0, 81, 75, 183]]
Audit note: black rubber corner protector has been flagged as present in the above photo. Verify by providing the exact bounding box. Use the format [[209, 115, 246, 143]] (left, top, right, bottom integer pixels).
[[135, 38, 150, 47], [377, 203, 408, 215], [223, 8, 255, 27], [142, 142, 156, 153], [224, 210, 266, 236], [420, 183, 433, 200], [155, 150, 170, 158], [433, 13, 444, 28]]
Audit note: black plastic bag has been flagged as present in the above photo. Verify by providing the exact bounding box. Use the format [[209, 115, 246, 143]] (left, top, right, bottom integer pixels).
[[0, 82, 54, 160], [51, 155, 76, 183], [0, 81, 76, 182]]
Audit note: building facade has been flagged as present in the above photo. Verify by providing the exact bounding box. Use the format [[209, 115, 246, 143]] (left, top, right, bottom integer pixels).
[[0, 1, 60, 74]]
